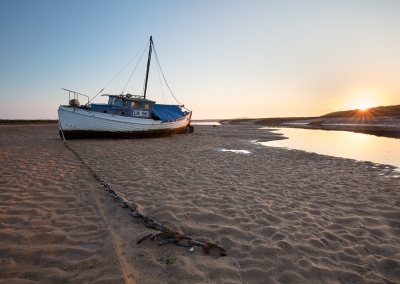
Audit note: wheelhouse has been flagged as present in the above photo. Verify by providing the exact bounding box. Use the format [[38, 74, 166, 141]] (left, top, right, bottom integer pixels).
[[88, 94, 156, 118]]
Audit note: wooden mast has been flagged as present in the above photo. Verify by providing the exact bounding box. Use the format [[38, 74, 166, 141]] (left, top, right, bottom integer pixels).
[[143, 36, 153, 99]]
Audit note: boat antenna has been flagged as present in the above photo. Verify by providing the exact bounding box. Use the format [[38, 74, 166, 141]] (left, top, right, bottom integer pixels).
[[143, 36, 153, 99]]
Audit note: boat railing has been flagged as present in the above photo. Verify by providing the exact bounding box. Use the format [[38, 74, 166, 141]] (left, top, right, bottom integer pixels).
[[62, 88, 89, 105], [101, 94, 145, 99]]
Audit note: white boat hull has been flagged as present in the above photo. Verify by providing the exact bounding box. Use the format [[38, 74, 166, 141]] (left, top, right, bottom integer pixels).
[[58, 105, 192, 139]]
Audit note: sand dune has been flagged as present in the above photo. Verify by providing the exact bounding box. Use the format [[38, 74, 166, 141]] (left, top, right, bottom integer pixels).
[[1, 123, 399, 283]]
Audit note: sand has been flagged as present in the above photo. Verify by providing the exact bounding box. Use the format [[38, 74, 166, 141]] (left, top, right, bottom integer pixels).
[[0, 123, 399, 283]]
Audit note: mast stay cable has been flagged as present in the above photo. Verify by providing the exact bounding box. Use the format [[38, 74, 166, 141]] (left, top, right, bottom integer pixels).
[[88, 40, 149, 104], [152, 45, 182, 106], [156, 57, 166, 104], [121, 42, 149, 94], [155, 54, 170, 120]]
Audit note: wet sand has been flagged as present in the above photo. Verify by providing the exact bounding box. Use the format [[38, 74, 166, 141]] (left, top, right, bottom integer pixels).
[[1, 123, 399, 283]]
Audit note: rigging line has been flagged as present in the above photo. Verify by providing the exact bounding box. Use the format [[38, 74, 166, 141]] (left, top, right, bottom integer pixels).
[[156, 60, 170, 120], [156, 58, 166, 104], [121, 41, 149, 94], [88, 40, 149, 104], [152, 45, 182, 106]]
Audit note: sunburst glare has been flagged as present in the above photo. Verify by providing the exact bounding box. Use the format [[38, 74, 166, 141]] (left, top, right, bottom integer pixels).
[[348, 91, 381, 111]]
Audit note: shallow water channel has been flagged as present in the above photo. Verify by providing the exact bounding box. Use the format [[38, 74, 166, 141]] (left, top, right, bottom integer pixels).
[[259, 127, 400, 172], [191, 121, 221, 125]]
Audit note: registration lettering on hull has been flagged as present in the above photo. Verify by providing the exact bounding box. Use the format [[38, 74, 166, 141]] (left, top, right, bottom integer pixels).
[[133, 110, 149, 117]]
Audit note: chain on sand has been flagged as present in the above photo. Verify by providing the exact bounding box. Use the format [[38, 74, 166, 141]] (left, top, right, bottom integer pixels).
[[64, 142, 227, 256]]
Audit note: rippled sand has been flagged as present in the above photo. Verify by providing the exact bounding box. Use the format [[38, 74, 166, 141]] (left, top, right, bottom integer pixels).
[[0, 123, 399, 283]]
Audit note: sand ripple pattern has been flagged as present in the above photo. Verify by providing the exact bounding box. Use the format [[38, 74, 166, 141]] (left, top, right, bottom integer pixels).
[[1, 123, 399, 283], [0, 125, 134, 283]]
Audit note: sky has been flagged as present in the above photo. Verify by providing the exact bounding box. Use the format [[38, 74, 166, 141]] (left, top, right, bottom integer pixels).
[[0, 0, 399, 120]]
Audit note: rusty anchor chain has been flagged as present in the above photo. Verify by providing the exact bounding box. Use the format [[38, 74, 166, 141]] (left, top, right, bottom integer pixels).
[[63, 142, 227, 256]]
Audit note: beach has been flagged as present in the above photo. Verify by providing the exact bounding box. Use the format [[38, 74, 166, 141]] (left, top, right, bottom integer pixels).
[[1, 123, 399, 283]]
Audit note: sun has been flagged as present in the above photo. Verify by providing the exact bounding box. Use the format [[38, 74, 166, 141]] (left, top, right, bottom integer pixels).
[[348, 91, 381, 111], [357, 103, 372, 111]]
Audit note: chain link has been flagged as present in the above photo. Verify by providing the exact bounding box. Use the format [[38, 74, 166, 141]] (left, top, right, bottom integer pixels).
[[63, 142, 227, 256]]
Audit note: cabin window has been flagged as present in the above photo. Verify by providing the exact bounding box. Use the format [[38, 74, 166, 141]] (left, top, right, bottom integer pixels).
[[112, 98, 124, 108], [144, 103, 150, 110], [131, 101, 142, 109]]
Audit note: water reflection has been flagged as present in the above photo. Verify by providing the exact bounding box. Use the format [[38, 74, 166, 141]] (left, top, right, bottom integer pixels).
[[259, 128, 400, 171], [218, 148, 251, 154], [191, 121, 221, 125]]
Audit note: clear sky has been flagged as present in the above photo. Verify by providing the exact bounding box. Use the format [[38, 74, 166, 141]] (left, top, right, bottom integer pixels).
[[0, 0, 399, 119]]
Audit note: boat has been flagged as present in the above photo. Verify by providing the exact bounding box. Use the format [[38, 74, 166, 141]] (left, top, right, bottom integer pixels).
[[58, 36, 193, 140]]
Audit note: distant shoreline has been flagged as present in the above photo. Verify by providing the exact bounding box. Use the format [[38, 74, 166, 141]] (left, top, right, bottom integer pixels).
[[219, 116, 400, 139], [0, 119, 58, 125]]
